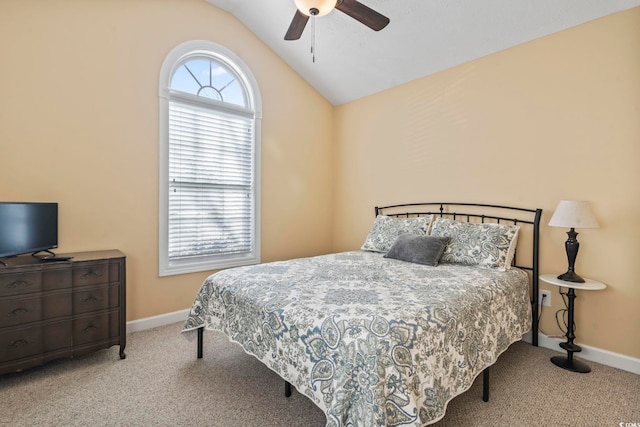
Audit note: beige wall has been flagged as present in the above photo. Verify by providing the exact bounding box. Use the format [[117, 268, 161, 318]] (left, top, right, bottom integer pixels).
[[333, 8, 640, 359], [0, 0, 334, 320], [1, 1, 638, 360]]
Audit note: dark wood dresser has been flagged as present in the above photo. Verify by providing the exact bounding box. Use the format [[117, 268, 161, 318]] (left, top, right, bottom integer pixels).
[[0, 250, 126, 375]]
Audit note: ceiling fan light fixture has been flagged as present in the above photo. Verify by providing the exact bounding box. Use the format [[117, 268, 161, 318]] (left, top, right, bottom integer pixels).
[[294, 0, 337, 17]]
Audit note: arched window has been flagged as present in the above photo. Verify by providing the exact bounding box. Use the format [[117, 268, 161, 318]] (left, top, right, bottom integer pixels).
[[158, 41, 261, 276]]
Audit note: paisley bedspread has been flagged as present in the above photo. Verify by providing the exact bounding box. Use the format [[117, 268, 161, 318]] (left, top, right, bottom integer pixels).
[[182, 251, 531, 426]]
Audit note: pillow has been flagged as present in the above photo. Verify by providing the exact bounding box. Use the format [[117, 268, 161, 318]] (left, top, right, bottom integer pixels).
[[430, 217, 520, 271], [361, 215, 432, 253], [384, 234, 450, 266]]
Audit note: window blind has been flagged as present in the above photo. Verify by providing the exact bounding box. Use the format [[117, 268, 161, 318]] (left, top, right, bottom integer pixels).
[[168, 101, 254, 261]]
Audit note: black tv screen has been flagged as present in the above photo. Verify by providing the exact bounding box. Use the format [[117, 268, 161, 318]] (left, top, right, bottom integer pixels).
[[0, 202, 58, 258]]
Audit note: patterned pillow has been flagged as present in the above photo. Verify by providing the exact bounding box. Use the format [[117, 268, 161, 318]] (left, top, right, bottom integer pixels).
[[430, 217, 520, 271], [361, 215, 432, 253]]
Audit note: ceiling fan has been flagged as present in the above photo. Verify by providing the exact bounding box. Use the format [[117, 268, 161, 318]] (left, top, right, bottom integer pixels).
[[285, 0, 390, 41]]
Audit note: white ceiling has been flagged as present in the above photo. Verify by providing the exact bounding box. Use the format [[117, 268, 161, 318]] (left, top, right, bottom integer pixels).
[[204, 0, 640, 105]]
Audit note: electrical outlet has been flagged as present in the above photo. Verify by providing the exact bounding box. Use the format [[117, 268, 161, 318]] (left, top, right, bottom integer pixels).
[[539, 290, 551, 307]]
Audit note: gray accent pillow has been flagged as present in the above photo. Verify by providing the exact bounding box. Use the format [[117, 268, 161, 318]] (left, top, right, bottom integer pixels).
[[383, 234, 450, 266]]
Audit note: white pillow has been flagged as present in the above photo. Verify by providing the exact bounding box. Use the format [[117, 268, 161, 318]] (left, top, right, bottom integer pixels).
[[430, 217, 520, 271], [361, 215, 432, 253]]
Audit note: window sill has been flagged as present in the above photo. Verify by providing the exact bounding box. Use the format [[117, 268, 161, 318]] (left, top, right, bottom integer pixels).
[[159, 254, 260, 277]]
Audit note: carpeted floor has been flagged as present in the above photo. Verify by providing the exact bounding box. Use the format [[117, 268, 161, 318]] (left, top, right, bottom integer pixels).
[[1, 322, 638, 426]]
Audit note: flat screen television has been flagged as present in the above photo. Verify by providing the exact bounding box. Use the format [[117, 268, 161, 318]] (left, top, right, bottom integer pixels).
[[0, 202, 58, 259]]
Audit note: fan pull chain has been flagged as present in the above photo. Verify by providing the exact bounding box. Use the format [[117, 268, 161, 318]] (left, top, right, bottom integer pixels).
[[310, 8, 318, 63], [311, 15, 316, 62]]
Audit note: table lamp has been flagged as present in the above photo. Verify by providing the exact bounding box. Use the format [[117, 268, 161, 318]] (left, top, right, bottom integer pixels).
[[548, 200, 599, 283]]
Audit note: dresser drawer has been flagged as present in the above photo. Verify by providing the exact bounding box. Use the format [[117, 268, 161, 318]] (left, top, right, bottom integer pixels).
[[0, 296, 42, 327], [0, 292, 72, 328], [73, 311, 119, 346], [0, 325, 43, 361], [73, 263, 109, 287], [0, 273, 41, 297], [73, 284, 119, 315]]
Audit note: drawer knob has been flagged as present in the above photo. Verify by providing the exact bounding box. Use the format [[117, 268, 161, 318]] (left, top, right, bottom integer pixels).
[[81, 296, 100, 305], [83, 323, 98, 333], [8, 307, 29, 317], [82, 269, 101, 279], [9, 339, 31, 349], [5, 280, 32, 289]]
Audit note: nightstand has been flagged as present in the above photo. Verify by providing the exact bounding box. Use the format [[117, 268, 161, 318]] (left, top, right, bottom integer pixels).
[[539, 274, 606, 373]]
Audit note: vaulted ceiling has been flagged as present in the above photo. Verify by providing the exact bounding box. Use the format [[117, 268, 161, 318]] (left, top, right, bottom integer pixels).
[[204, 0, 640, 105]]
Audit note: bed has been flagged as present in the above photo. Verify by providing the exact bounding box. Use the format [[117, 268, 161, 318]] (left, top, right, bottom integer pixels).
[[182, 202, 542, 426]]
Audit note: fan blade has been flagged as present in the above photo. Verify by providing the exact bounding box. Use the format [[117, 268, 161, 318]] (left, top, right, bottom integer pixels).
[[285, 10, 310, 40], [335, 0, 389, 31]]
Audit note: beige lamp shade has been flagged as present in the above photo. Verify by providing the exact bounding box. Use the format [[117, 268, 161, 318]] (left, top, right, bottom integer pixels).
[[294, 0, 337, 16], [548, 200, 599, 229]]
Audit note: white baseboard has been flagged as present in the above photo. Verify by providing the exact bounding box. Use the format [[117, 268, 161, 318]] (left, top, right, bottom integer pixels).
[[522, 331, 640, 375], [126, 308, 191, 334]]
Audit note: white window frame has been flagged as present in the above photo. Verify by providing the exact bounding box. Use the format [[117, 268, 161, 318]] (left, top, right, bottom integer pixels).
[[158, 40, 262, 277]]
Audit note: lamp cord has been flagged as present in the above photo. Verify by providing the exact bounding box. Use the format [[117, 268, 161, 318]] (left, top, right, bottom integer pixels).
[[538, 289, 569, 338]]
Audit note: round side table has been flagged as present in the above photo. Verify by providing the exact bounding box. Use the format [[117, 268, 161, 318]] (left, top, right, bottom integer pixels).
[[539, 274, 606, 373]]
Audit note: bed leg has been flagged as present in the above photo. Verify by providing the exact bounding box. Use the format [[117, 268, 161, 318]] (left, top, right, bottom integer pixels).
[[532, 300, 539, 347], [482, 367, 490, 402], [197, 327, 204, 359], [284, 381, 292, 397]]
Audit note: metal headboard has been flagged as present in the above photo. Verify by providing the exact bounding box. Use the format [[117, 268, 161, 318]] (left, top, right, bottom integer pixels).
[[375, 202, 542, 346]]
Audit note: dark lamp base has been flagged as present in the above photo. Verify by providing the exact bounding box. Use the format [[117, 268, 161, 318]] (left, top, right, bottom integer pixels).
[[551, 355, 591, 373], [557, 270, 585, 283]]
